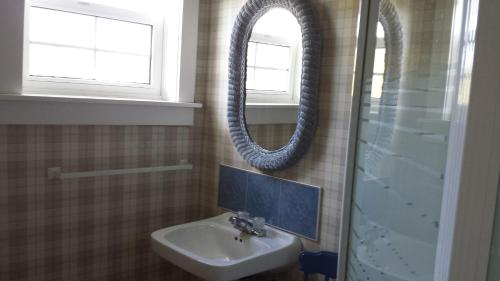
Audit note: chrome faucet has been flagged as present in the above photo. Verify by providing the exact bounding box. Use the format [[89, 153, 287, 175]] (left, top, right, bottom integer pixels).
[[228, 211, 266, 237]]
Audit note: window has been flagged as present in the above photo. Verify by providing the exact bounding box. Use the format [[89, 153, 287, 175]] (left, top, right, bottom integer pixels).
[[245, 8, 302, 104], [370, 22, 386, 114], [29, 7, 152, 84], [24, 0, 164, 99], [246, 38, 293, 94]]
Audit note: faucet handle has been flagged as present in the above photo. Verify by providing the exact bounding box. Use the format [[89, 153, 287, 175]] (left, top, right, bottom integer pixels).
[[237, 211, 250, 220], [251, 217, 265, 229]]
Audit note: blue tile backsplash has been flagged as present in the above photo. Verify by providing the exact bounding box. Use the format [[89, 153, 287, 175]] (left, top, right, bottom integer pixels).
[[218, 166, 247, 211], [218, 165, 321, 240], [246, 173, 281, 225]]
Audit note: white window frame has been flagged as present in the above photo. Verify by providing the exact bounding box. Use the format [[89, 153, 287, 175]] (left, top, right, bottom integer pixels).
[[22, 0, 165, 100], [246, 33, 301, 104]]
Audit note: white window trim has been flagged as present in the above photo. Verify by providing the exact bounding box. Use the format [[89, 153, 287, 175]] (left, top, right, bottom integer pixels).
[[162, 0, 199, 103], [433, 0, 500, 279], [246, 33, 301, 104], [0, 93, 202, 125], [245, 102, 299, 124], [23, 0, 165, 100]]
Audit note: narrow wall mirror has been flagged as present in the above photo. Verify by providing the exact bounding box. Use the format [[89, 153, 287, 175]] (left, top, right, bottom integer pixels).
[[227, 0, 321, 170]]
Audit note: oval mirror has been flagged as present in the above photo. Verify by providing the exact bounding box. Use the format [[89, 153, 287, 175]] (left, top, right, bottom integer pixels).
[[228, 0, 321, 170]]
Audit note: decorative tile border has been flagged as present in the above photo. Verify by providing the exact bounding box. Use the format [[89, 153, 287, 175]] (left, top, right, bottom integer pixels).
[[218, 165, 321, 240]]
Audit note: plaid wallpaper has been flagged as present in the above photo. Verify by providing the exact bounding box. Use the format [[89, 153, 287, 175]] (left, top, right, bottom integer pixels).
[[194, 0, 359, 279], [0, 125, 200, 281], [1, 0, 362, 280]]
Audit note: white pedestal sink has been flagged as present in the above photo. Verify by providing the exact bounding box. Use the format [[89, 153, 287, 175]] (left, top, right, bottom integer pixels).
[[151, 213, 302, 281]]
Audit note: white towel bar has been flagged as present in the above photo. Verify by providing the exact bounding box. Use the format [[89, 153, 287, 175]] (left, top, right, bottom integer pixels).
[[47, 164, 193, 180]]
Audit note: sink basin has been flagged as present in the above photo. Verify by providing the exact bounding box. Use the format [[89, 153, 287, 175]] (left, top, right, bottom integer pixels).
[[151, 213, 302, 281]]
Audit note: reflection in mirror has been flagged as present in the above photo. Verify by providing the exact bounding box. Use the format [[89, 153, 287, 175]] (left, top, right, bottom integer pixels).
[[364, 16, 402, 178], [247, 123, 297, 151], [245, 8, 302, 151], [370, 22, 386, 112]]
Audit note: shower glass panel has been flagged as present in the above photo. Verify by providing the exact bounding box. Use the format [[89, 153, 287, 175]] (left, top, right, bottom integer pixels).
[[346, 0, 455, 280]]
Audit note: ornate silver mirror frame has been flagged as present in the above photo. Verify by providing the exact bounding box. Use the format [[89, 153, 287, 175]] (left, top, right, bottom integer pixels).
[[227, 0, 321, 170]]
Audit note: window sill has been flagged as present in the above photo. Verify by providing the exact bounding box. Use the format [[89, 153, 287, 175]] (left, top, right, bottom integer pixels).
[[246, 102, 299, 109], [245, 103, 298, 125], [0, 94, 202, 126]]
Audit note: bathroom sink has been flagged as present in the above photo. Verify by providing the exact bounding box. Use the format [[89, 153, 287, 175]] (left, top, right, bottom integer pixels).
[[151, 213, 302, 281]]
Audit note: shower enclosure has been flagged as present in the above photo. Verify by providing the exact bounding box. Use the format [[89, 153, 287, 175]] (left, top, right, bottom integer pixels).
[[339, 0, 500, 281]]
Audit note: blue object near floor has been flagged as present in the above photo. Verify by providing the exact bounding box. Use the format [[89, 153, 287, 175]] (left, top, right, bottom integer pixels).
[[299, 251, 338, 281]]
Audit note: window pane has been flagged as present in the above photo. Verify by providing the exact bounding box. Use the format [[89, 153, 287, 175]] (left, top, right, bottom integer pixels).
[[29, 44, 94, 79], [28, 7, 153, 85], [373, 48, 386, 74], [376, 21, 385, 38], [254, 69, 289, 92], [95, 51, 150, 84], [29, 7, 95, 48], [246, 67, 255, 90], [370, 74, 384, 99], [96, 18, 152, 55], [247, 42, 257, 67], [255, 43, 290, 70], [252, 8, 301, 39]]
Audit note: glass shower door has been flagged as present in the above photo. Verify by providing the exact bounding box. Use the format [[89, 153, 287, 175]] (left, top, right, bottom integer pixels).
[[345, 0, 457, 280]]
